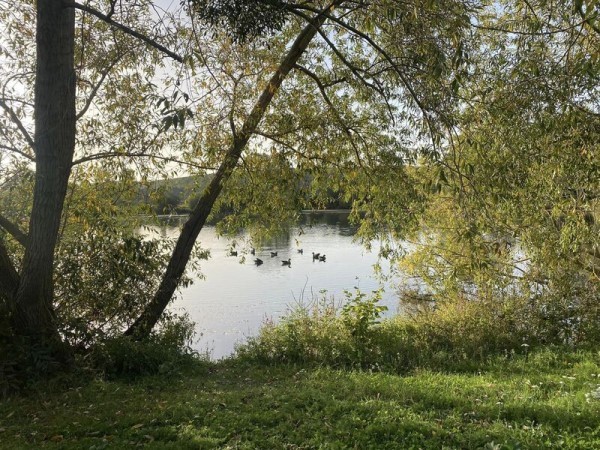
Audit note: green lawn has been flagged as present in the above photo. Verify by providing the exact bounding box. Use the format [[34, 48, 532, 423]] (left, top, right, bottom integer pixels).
[[1, 350, 599, 449]]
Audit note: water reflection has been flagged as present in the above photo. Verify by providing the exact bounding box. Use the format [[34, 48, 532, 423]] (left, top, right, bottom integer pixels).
[[150, 212, 394, 359]]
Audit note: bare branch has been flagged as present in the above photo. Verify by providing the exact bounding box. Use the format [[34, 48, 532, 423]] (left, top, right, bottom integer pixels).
[[64, 1, 184, 63]]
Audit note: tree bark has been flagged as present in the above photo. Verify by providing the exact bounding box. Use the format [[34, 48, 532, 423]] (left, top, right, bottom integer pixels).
[[125, 4, 339, 339], [0, 239, 19, 305], [11, 0, 76, 362]]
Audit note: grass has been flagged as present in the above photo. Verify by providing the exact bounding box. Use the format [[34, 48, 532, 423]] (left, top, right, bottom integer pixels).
[[1, 349, 600, 449]]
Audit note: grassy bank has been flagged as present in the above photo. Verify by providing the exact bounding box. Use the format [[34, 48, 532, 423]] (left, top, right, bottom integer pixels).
[[1, 349, 599, 449]]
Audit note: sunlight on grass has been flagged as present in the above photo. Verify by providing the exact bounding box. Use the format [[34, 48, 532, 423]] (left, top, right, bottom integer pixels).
[[1, 350, 599, 449]]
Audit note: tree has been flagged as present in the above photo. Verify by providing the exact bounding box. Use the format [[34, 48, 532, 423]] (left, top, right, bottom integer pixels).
[[398, 0, 600, 343], [0, 0, 477, 364]]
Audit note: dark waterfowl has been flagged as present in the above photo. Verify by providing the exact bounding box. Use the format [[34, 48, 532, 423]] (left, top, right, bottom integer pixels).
[[312, 252, 320, 260], [282, 258, 291, 266], [319, 255, 326, 262], [297, 249, 303, 254], [270, 251, 278, 257], [254, 258, 263, 265], [250, 248, 256, 255], [230, 250, 238, 256]]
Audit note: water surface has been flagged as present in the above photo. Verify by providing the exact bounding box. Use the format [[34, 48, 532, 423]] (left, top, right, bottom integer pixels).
[[150, 212, 395, 359]]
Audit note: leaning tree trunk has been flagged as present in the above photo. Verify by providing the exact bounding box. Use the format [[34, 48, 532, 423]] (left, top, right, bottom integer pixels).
[[125, 5, 338, 339], [12, 0, 76, 362]]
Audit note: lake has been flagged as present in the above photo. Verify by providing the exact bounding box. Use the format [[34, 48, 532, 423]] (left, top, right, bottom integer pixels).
[[149, 211, 397, 359]]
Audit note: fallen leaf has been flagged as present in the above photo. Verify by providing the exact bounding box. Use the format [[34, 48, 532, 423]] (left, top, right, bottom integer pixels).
[[131, 423, 144, 430]]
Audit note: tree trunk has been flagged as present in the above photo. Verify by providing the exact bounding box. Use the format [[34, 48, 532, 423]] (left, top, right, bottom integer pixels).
[[12, 0, 76, 363], [0, 240, 19, 305], [125, 6, 337, 339]]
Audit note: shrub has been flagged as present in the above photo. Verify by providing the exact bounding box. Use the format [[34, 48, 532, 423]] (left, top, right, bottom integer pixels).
[[238, 290, 393, 368], [86, 313, 206, 378], [237, 288, 600, 373]]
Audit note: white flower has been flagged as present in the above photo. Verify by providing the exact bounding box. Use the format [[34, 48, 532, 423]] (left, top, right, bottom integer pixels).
[[585, 385, 600, 402]]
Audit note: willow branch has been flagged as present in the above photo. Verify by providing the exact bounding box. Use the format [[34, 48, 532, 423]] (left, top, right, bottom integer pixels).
[[294, 64, 367, 170], [64, 1, 184, 62], [72, 151, 216, 171], [76, 55, 124, 120], [0, 144, 35, 162], [310, 11, 438, 139], [0, 213, 28, 247], [0, 99, 35, 150]]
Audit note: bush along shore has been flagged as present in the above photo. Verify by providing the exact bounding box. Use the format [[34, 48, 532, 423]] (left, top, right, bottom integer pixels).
[[1, 290, 600, 449]]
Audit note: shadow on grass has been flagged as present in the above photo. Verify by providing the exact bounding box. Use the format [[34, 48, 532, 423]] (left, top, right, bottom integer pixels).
[[1, 352, 599, 449]]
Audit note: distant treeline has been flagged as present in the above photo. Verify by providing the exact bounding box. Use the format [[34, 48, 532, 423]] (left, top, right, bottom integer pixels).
[[140, 174, 351, 215]]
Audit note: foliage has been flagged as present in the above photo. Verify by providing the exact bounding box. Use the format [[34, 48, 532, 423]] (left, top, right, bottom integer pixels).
[[238, 286, 600, 372], [340, 289, 387, 343], [1, 0, 598, 380], [389, 0, 600, 347], [85, 313, 202, 379], [189, 0, 290, 43]]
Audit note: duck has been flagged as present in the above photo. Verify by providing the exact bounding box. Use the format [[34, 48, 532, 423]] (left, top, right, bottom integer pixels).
[[250, 248, 256, 255], [312, 252, 320, 260], [230, 250, 238, 256], [318, 254, 326, 262], [270, 251, 278, 257], [254, 258, 263, 266], [281, 258, 291, 266], [297, 249, 303, 254]]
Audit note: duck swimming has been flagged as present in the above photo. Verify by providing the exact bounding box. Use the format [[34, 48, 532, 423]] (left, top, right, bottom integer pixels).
[[282, 258, 291, 266], [254, 258, 263, 265]]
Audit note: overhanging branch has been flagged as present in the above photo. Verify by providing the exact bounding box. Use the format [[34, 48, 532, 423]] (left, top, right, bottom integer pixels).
[[72, 151, 216, 171], [64, 1, 184, 63]]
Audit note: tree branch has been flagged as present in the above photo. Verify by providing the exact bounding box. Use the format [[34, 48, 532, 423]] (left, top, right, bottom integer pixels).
[[294, 63, 368, 170], [76, 55, 124, 120], [0, 214, 28, 247], [576, 3, 600, 36], [64, 1, 184, 63], [0, 99, 35, 150], [0, 144, 35, 162], [290, 6, 441, 141], [72, 151, 216, 171]]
